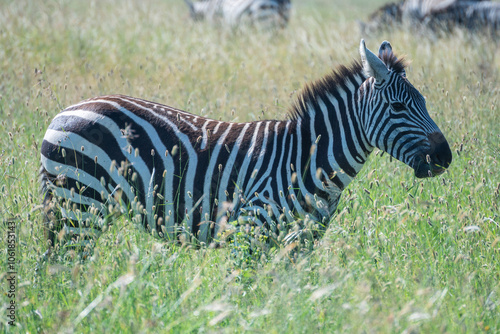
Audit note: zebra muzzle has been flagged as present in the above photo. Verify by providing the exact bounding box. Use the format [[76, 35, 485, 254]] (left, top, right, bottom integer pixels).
[[413, 132, 452, 178]]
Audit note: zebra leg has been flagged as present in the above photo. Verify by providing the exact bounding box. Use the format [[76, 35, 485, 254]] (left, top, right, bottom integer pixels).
[[40, 167, 103, 260], [40, 169, 60, 258]]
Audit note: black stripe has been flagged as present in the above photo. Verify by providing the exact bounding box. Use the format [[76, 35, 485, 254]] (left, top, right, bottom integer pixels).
[[320, 92, 357, 177]]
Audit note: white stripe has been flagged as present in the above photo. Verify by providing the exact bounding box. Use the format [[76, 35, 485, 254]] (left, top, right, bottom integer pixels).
[[306, 103, 324, 191], [244, 121, 270, 197], [240, 178, 281, 225], [200, 120, 211, 150], [335, 81, 366, 165], [61, 224, 102, 237], [214, 123, 250, 236], [316, 97, 350, 187], [49, 184, 105, 211], [213, 121, 222, 134], [284, 132, 308, 218], [257, 179, 281, 220], [198, 123, 234, 242], [181, 117, 199, 131], [246, 121, 279, 199], [349, 74, 372, 152], [294, 118, 318, 214], [274, 121, 294, 220], [41, 155, 109, 199], [233, 122, 262, 199], [326, 93, 360, 181]]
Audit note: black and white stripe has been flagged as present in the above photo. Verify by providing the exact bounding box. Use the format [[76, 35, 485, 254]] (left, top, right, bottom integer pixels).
[[362, 0, 500, 33], [185, 0, 291, 27], [40, 40, 452, 248]]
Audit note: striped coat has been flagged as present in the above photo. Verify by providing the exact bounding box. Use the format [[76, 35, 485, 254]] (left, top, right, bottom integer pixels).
[[41, 40, 452, 249], [41, 94, 332, 243]]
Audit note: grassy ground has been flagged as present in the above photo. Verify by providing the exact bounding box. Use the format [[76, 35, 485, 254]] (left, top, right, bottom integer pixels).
[[0, 0, 499, 332]]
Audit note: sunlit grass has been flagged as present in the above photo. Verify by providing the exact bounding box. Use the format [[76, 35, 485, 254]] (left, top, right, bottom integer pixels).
[[0, 0, 498, 332]]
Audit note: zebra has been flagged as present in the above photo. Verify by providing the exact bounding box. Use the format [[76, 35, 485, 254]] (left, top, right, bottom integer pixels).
[[185, 0, 291, 28], [404, 0, 500, 31], [360, 1, 404, 33], [40, 40, 452, 252], [361, 0, 499, 34]]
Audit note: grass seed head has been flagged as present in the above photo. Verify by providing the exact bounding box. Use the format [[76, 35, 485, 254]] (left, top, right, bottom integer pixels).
[[171, 145, 178, 156]]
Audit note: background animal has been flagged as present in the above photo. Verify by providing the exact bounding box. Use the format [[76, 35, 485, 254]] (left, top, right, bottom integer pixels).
[[362, 0, 500, 33], [185, 0, 291, 28]]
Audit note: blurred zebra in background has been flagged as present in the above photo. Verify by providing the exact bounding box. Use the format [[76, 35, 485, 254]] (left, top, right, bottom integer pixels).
[[362, 0, 500, 34], [185, 0, 291, 28], [40, 40, 452, 253]]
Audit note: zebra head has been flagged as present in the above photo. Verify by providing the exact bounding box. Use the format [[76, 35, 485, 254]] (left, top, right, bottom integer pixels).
[[359, 40, 452, 178]]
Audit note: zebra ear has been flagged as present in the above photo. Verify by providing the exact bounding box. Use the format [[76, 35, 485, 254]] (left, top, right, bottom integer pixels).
[[359, 39, 390, 82], [378, 41, 393, 58]]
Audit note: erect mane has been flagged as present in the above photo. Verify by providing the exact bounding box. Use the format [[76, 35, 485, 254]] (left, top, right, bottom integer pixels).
[[288, 60, 365, 120], [379, 50, 408, 75]]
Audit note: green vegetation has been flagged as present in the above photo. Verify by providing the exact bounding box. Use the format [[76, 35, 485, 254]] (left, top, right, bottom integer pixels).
[[0, 0, 498, 332]]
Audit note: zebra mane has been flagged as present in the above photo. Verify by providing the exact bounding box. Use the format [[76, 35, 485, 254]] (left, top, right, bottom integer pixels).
[[379, 50, 408, 75], [288, 60, 365, 120], [289, 53, 408, 120]]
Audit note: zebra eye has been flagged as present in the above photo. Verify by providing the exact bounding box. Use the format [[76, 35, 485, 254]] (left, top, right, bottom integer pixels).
[[391, 102, 406, 112]]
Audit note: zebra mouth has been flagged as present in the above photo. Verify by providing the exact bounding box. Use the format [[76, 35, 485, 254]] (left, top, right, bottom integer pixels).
[[413, 157, 447, 178], [412, 136, 452, 178], [429, 165, 446, 176]]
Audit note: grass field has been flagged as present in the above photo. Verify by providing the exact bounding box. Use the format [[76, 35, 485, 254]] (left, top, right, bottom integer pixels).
[[0, 0, 499, 332]]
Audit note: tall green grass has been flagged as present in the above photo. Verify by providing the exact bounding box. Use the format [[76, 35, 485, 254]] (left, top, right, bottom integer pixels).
[[0, 0, 498, 332]]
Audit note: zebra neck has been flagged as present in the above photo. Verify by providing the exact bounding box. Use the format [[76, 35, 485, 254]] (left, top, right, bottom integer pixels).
[[297, 79, 373, 193]]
